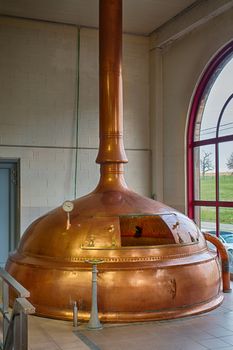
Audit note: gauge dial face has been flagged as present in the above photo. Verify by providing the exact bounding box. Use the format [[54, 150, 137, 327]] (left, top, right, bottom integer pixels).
[[62, 200, 74, 213]]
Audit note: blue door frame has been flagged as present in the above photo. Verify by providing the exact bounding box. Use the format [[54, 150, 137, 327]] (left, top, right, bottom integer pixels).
[[0, 159, 20, 267]]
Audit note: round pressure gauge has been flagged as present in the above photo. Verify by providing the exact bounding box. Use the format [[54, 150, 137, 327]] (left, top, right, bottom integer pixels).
[[62, 200, 74, 213]]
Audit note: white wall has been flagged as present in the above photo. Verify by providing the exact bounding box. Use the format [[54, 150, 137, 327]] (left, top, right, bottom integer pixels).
[[77, 28, 150, 196], [150, 6, 233, 213], [0, 17, 150, 233]]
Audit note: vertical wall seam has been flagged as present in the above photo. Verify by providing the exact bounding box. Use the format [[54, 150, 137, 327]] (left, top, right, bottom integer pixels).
[[74, 27, 80, 198], [149, 47, 164, 201]]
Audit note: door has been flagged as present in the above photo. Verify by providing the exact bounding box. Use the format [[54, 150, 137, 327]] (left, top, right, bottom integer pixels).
[[0, 160, 19, 267]]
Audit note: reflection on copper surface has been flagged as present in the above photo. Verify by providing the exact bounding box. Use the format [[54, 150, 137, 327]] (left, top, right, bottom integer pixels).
[[6, 0, 224, 322]]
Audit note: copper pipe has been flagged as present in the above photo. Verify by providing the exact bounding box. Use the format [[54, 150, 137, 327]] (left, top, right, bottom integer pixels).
[[94, 163, 128, 192], [96, 0, 128, 169], [204, 232, 231, 293]]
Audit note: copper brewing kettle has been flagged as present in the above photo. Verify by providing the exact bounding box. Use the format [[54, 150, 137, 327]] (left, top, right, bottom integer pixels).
[[6, 0, 223, 322]]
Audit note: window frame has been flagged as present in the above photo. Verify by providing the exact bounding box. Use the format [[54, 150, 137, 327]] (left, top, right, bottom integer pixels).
[[187, 41, 233, 235]]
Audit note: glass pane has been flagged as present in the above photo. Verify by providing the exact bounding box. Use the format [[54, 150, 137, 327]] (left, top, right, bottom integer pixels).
[[194, 54, 233, 141], [194, 145, 216, 200], [219, 208, 233, 273], [218, 97, 233, 137], [219, 142, 233, 201], [200, 206, 216, 233], [194, 206, 217, 232], [194, 206, 201, 228], [195, 206, 217, 251], [194, 95, 218, 141]]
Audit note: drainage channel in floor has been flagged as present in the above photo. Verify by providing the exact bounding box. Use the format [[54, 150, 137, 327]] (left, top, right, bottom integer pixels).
[[74, 331, 102, 350]]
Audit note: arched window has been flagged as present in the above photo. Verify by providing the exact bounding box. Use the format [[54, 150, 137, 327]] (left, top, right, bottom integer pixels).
[[187, 42, 233, 267]]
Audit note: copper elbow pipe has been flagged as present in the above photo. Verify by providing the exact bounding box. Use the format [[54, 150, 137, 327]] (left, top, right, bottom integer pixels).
[[204, 232, 231, 293]]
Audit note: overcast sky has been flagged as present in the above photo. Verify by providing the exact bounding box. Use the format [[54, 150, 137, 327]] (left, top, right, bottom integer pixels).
[[200, 56, 233, 172]]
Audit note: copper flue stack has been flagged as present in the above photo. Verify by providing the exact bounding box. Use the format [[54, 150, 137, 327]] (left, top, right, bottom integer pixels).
[[6, 0, 223, 322]]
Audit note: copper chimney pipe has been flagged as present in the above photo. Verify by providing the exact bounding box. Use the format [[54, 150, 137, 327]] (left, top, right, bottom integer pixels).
[[6, 0, 225, 322], [96, 0, 128, 191]]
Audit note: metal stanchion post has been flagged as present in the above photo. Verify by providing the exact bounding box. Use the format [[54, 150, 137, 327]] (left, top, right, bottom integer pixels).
[[86, 259, 103, 330], [73, 301, 78, 327]]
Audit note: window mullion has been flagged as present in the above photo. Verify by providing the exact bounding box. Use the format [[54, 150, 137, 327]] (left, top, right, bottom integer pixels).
[[215, 141, 219, 237]]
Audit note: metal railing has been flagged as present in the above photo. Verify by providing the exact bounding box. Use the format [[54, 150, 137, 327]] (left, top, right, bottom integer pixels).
[[0, 268, 35, 350]]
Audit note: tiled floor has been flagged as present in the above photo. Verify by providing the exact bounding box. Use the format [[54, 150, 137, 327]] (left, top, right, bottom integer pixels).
[[27, 285, 233, 350]]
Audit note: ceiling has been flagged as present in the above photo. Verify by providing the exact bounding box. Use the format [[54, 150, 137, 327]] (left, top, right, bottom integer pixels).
[[0, 0, 198, 35]]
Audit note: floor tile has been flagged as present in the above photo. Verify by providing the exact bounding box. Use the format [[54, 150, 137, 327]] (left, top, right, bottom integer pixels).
[[197, 338, 230, 349], [206, 327, 233, 337], [219, 335, 233, 346]]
